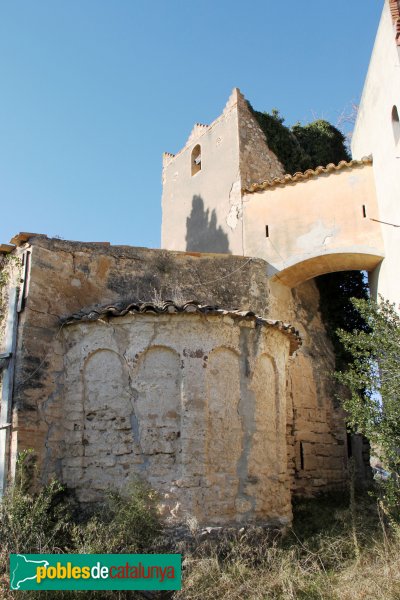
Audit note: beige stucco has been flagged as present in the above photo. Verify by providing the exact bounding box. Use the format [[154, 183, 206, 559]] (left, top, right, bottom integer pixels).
[[352, 0, 400, 303], [243, 164, 384, 287], [162, 89, 386, 290], [161, 89, 284, 256]]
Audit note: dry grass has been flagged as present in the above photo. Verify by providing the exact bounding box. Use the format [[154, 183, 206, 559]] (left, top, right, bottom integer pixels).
[[174, 495, 400, 600], [1, 475, 399, 599]]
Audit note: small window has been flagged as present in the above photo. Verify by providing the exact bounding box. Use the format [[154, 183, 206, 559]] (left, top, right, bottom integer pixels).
[[191, 144, 202, 176], [300, 441, 305, 470], [392, 105, 400, 145], [347, 432, 353, 459]]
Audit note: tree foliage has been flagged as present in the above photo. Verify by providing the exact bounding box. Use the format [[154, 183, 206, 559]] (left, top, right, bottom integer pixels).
[[292, 119, 351, 169], [249, 105, 350, 175], [336, 298, 400, 468], [249, 107, 311, 174], [336, 298, 400, 511]]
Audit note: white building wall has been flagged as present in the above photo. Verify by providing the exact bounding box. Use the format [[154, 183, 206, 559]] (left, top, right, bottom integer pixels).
[[352, 1, 400, 303]]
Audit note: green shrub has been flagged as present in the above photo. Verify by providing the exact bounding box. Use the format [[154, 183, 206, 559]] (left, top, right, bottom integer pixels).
[[0, 453, 162, 600], [248, 104, 350, 176], [336, 297, 400, 518], [71, 479, 162, 554]]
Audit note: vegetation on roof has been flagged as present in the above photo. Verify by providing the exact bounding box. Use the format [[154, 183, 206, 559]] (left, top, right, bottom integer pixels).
[[249, 104, 350, 175], [249, 102, 367, 368]]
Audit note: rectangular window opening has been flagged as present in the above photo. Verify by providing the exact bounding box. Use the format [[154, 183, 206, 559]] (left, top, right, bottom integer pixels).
[[347, 432, 353, 459], [300, 441, 305, 470], [265, 225, 269, 238], [362, 205, 367, 218]]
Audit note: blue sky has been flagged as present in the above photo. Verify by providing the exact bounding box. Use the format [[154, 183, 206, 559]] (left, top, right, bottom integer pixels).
[[0, 1, 383, 249]]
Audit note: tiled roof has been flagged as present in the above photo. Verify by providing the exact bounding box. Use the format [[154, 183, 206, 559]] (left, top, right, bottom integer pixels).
[[243, 156, 372, 194], [63, 300, 301, 354]]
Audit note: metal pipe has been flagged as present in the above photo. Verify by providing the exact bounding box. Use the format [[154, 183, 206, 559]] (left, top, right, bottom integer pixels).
[[0, 286, 19, 496]]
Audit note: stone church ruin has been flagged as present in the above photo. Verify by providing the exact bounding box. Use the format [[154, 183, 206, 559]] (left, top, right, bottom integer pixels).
[[2, 0, 400, 525]]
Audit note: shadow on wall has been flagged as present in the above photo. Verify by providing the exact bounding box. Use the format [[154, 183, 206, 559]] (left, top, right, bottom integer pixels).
[[186, 195, 230, 254]]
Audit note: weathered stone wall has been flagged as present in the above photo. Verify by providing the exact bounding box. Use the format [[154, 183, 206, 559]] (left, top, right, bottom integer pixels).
[[269, 279, 349, 496], [288, 285, 348, 495], [59, 313, 291, 526], [10, 236, 272, 491], [6, 234, 351, 524], [236, 92, 285, 189]]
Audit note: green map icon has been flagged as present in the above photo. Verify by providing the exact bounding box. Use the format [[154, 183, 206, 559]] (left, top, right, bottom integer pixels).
[[10, 554, 49, 590]]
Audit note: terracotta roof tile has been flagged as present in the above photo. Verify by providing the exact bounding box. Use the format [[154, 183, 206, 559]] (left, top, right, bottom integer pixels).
[[243, 156, 372, 194], [63, 300, 301, 354], [0, 244, 15, 254]]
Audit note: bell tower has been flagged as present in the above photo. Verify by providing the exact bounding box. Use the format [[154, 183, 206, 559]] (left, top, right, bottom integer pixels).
[[161, 88, 284, 255]]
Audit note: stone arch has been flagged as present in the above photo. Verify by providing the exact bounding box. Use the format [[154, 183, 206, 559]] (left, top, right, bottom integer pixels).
[[134, 346, 182, 479], [80, 348, 136, 497], [205, 347, 242, 518], [83, 348, 131, 414], [270, 250, 384, 288], [243, 163, 384, 288]]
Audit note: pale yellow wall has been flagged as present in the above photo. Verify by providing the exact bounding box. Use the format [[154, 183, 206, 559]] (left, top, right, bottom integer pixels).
[[243, 164, 384, 287], [352, 1, 400, 303]]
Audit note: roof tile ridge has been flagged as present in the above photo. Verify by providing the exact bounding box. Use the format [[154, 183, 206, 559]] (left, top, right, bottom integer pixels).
[[243, 155, 373, 194], [61, 300, 301, 354]]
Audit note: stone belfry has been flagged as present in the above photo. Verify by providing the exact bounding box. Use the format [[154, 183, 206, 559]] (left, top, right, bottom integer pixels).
[[161, 88, 284, 256]]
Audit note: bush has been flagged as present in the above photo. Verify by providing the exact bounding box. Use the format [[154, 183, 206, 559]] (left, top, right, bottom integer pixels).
[[71, 480, 162, 554], [248, 104, 350, 176], [0, 455, 162, 600], [0, 452, 72, 570]]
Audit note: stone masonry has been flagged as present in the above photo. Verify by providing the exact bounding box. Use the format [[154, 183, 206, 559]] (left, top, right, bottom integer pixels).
[[0, 233, 351, 526]]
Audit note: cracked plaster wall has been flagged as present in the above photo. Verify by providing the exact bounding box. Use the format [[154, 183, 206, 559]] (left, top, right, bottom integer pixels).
[[243, 165, 384, 286]]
